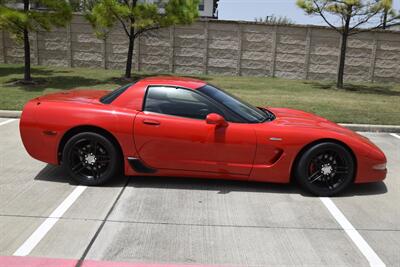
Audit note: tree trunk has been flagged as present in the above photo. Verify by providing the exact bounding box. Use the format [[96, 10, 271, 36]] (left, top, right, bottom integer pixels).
[[337, 33, 348, 89], [125, 26, 135, 79], [382, 11, 388, 29], [23, 0, 31, 82], [337, 11, 351, 89]]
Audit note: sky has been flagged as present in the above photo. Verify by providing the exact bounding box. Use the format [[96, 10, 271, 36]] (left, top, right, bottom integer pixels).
[[218, 0, 400, 26]]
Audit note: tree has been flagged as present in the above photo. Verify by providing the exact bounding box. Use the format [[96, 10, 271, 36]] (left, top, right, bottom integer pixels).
[[255, 15, 294, 25], [0, 0, 72, 82], [85, 0, 199, 79], [297, 0, 399, 88], [381, 0, 393, 29]]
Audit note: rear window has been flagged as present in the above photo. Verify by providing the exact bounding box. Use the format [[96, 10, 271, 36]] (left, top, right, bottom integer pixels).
[[100, 82, 135, 104]]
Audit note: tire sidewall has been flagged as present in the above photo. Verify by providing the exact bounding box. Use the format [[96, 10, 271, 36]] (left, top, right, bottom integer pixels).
[[62, 132, 120, 186], [295, 142, 355, 197]]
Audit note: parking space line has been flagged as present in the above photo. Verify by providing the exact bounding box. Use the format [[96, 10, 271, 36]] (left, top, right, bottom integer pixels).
[[320, 197, 385, 267], [0, 119, 16, 126], [390, 133, 400, 140], [13, 186, 87, 256]]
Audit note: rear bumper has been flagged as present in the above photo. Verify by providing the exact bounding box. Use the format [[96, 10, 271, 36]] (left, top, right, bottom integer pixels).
[[20, 100, 59, 165]]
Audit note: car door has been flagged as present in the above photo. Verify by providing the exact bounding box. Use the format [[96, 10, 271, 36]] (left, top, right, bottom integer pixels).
[[133, 86, 257, 175]]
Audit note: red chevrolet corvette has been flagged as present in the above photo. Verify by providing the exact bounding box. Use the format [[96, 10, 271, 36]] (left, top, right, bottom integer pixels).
[[20, 76, 386, 196]]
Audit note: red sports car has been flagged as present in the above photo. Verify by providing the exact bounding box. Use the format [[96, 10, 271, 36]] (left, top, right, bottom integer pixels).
[[20, 76, 387, 196]]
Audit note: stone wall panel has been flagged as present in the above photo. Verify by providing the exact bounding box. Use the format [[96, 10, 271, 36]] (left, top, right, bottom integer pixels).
[[309, 54, 337, 65], [208, 39, 239, 50], [1, 15, 399, 83], [208, 48, 237, 60], [174, 56, 203, 67], [276, 43, 306, 54], [378, 41, 400, 51], [175, 37, 204, 48], [72, 42, 102, 52], [242, 41, 271, 52], [309, 64, 337, 74], [243, 32, 271, 42], [376, 50, 400, 60], [241, 51, 270, 61], [240, 59, 266, 70], [174, 47, 203, 58], [275, 61, 305, 72], [174, 65, 203, 75], [41, 58, 69, 67], [345, 56, 371, 67], [140, 54, 170, 65], [39, 40, 68, 51], [73, 51, 102, 62], [276, 53, 305, 63], [278, 34, 306, 45], [208, 58, 237, 68]]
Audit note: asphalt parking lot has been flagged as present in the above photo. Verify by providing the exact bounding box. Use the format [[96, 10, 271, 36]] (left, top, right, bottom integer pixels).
[[0, 117, 399, 267]]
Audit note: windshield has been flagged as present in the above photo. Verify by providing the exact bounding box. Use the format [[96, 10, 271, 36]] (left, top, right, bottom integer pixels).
[[198, 84, 270, 123]]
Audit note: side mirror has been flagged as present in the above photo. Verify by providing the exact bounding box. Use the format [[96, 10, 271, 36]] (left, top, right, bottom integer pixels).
[[206, 113, 228, 127]]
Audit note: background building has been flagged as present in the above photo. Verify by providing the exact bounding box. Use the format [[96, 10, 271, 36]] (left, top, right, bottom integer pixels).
[[151, 0, 219, 18]]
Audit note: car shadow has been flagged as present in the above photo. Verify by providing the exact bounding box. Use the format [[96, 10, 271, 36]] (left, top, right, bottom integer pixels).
[[34, 164, 388, 197]]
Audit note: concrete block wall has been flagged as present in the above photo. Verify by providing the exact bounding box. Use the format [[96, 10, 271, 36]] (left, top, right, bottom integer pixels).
[[1, 14, 400, 83]]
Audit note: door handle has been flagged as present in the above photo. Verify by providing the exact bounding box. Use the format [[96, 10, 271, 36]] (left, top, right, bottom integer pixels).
[[143, 119, 160, 126]]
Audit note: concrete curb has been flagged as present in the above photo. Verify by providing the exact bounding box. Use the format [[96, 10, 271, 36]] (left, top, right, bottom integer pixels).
[[0, 110, 22, 118], [1, 110, 399, 133], [339, 123, 400, 133]]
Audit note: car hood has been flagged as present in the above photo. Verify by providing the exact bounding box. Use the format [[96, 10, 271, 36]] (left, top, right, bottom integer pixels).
[[268, 107, 363, 137], [36, 90, 109, 104]]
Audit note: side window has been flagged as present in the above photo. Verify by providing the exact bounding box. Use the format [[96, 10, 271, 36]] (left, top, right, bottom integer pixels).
[[144, 86, 225, 120]]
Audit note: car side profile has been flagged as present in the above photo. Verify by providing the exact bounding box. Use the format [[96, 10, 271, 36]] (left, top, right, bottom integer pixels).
[[20, 76, 387, 196]]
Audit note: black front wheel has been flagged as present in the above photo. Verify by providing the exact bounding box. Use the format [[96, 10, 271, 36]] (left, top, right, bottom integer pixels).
[[295, 142, 355, 196], [62, 132, 121, 185]]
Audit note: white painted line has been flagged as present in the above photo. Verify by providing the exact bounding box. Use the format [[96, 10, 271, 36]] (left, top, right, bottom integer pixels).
[[390, 133, 400, 140], [320, 197, 385, 267], [0, 119, 16, 126], [13, 186, 87, 256]]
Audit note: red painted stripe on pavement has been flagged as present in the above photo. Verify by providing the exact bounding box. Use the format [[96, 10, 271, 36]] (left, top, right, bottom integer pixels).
[[0, 256, 77, 267], [0, 256, 222, 267]]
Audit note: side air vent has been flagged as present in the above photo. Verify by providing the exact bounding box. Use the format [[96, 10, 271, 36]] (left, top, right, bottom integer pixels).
[[127, 157, 157, 173]]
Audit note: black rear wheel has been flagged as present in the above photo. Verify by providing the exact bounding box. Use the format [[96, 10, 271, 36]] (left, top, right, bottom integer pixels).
[[295, 142, 355, 196], [62, 132, 120, 185]]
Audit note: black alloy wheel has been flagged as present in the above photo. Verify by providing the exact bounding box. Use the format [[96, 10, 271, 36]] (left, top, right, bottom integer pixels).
[[63, 132, 121, 185], [295, 142, 355, 196]]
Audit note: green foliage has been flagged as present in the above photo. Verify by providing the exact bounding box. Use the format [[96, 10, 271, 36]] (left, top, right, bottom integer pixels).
[[85, 0, 199, 39], [254, 15, 294, 25], [296, 0, 399, 33], [0, 0, 72, 42]]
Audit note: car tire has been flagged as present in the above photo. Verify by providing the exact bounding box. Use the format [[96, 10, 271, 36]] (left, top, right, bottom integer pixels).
[[295, 142, 355, 196], [62, 132, 121, 186]]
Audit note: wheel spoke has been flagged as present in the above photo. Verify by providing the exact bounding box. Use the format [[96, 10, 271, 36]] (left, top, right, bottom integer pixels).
[[72, 162, 85, 173], [90, 140, 98, 154], [325, 178, 333, 190], [308, 171, 322, 183], [335, 166, 349, 174], [90, 168, 97, 179]]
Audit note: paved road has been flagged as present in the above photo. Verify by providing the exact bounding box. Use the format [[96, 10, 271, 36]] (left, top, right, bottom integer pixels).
[[0, 118, 399, 266]]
